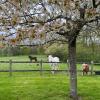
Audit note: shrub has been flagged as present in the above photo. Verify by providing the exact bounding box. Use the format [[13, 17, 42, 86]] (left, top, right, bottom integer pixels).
[[44, 43, 68, 62]]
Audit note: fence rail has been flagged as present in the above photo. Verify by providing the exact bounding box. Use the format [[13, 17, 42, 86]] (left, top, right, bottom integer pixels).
[[0, 61, 66, 63], [0, 60, 100, 64], [0, 60, 100, 76]]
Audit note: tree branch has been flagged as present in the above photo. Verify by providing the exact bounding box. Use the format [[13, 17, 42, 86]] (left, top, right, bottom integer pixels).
[[85, 16, 100, 24], [16, 38, 67, 47], [92, 0, 100, 8]]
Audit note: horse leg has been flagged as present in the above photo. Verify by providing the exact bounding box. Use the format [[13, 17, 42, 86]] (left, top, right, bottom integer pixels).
[[35, 58, 37, 62], [86, 71, 88, 75], [54, 63, 58, 74], [51, 63, 55, 74], [83, 71, 84, 76], [54, 65, 56, 74], [51, 66, 54, 74], [50, 63, 53, 74], [54, 64, 58, 74]]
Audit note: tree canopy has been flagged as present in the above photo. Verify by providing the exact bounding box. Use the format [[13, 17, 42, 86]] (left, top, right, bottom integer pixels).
[[0, 0, 100, 99], [0, 0, 100, 46]]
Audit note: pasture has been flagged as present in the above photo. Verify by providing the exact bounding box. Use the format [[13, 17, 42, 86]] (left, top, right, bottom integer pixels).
[[0, 75, 100, 100], [0, 55, 100, 100]]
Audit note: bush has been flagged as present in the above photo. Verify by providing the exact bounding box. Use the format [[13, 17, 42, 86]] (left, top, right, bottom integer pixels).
[[0, 46, 45, 57], [44, 43, 68, 62], [76, 44, 100, 63], [44, 43, 100, 63]]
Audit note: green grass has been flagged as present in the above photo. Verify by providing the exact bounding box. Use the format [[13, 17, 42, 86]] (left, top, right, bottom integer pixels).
[[0, 55, 47, 61], [78, 76, 100, 100], [0, 75, 100, 100], [0, 55, 100, 71], [0, 56, 100, 100]]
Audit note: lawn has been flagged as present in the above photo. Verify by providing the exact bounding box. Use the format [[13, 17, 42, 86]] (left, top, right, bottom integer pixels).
[[0, 56, 100, 100], [0, 75, 100, 100]]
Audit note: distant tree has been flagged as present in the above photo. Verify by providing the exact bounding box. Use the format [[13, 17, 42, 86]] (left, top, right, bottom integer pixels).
[[44, 43, 68, 61], [0, 0, 100, 99]]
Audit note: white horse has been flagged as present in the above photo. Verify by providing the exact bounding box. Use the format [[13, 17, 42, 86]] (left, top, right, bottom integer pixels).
[[48, 55, 60, 74]]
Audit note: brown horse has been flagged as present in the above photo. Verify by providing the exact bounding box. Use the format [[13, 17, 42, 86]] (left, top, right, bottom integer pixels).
[[28, 55, 37, 62], [82, 63, 89, 75]]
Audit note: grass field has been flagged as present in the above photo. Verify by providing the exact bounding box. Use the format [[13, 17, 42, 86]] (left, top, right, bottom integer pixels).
[[0, 55, 100, 100], [0, 75, 100, 100]]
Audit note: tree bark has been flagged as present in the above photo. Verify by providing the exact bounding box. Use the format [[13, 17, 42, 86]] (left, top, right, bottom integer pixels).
[[68, 37, 78, 100]]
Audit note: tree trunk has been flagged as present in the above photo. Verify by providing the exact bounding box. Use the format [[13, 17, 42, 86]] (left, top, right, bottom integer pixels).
[[68, 37, 78, 100]]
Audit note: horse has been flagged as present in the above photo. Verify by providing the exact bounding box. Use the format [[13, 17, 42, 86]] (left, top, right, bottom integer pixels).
[[82, 63, 89, 75], [48, 55, 60, 74], [28, 55, 37, 62]]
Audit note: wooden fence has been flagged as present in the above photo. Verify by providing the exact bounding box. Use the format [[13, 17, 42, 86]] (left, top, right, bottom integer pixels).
[[0, 60, 100, 76]]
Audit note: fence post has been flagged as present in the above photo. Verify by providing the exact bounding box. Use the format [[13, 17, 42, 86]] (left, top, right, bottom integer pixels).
[[40, 59, 43, 76], [91, 61, 94, 75], [9, 59, 12, 77], [67, 59, 70, 75]]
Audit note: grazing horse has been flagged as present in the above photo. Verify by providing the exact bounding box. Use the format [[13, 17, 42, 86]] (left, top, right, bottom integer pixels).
[[82, 63, 89, 75], [28, 55, 37, 62], [48, 55, 60, 74]]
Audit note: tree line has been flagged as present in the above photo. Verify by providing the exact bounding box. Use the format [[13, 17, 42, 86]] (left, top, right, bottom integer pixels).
[[0, 43, 100, 63]]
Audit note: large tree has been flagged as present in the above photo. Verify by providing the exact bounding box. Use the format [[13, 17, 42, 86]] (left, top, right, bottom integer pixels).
[[0, 0, 100, 99]]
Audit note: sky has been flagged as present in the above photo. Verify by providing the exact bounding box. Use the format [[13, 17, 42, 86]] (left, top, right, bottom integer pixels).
[[0, 31, 6, 35]]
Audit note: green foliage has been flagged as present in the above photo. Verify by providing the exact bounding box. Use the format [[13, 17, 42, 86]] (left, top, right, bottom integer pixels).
[[20, 47, 31, 55], [44, 43, 68, 62], [0, 42, 100, 63], [36, 46, 45, 55], [76, 44, 100, 63], [32, 0, 38, 3], [44, 43, 100, 63], [0, 46, 45, 56]]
